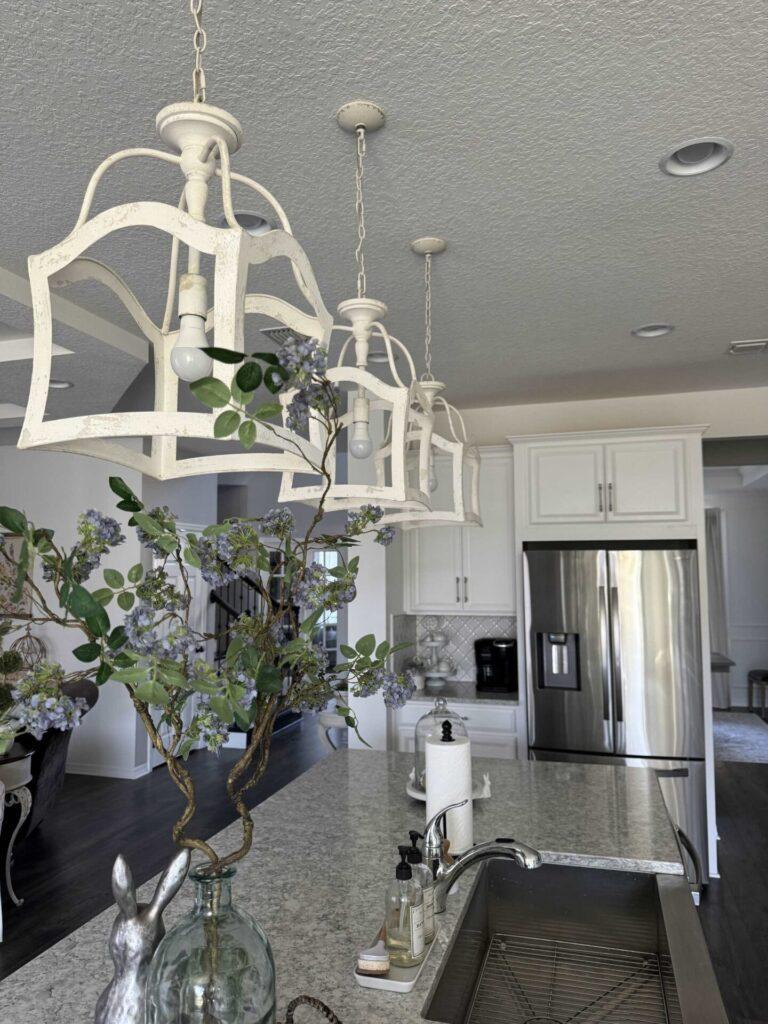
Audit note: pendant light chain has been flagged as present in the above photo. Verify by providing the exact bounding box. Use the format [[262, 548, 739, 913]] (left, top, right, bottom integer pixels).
[[422, 253, 434, 380], [190, 0, 207, 103], [354, 127, 367, 298]]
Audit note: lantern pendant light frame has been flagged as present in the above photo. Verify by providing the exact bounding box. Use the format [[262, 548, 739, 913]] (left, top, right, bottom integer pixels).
[[278, 101, 435, 512], [376, 236, 482, 529]]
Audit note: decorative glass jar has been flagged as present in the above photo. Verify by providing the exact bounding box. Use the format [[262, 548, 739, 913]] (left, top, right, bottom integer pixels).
[[146, 865, 276, 1024], [413, 697, 468, 791]]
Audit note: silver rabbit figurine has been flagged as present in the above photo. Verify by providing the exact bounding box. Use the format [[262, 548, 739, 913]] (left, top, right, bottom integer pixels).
[[95, 849, 190, 1024]]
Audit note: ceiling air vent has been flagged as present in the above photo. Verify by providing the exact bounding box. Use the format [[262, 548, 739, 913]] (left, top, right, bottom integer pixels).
[[260, 327, 309, 346], [728, 339, 768, 355]]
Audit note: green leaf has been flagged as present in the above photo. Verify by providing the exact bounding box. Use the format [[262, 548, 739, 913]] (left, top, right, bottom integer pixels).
[[355, 633, 376, 657], [299, 609, 323, 635], [256, 663, 283, 693], [348, 556, 360, 574], [109, 476, 138, 502], [33, 528, 54, 552], [133, 512, 163, 536], [178, 738, 195, 760], [73, 641, 101, 663], [376, 640, 392, 660], [238, 419, 257, 449], [210, 695, 234, 723], [156, 535, 179, 555], [157, 665, 187, 688], [235, 362, 262, 393], [340, 644, 357, 659], [68, 584, 110, 636], [104, 568, 124, 589], [202, 346, 246, 364], [233, 706, 251, 731], [183, 546, 202, 569], [13, 540, 29, 602], [108, 625, 127, 650], [187, 675, 219, 695], [116, 498, 143, 513], [264, 365, 289, 393], [112, 666, 151, 685], [112, 652, 136, 669], [254, 402, 282, 420], [214, 410, 241, 438], [127, 563, 144, 584], [117, 590, 135, 611], [251, 350, 280, 366], [190, 376, 231, 409], [135, 680, 171, 706], [0, 506, 27, 535], [91, 588, 114, 607], [95, 662, 113, 685]]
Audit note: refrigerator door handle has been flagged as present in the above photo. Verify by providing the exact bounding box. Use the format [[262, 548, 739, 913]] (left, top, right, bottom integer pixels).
[[610, 584, 625, 731], [598, 585, 611, 723]]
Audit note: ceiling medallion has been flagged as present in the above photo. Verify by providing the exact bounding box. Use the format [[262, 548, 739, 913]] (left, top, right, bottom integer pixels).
[[278, 101, 435, 512], [376, 238, 482, 529], [19, 2, 333, 480]]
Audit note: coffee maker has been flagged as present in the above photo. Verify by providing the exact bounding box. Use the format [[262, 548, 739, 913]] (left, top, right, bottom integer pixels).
[[474, 638, 517, 695]]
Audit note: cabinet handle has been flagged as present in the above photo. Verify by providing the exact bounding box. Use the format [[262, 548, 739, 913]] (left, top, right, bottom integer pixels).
[[608, 482, 614, 512], [598, 483, 604, 512], [455, 577, 460, 603], [464, 576, 469, 603]]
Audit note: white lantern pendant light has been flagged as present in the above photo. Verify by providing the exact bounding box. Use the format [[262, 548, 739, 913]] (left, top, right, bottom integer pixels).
[[19, 1, 332, 481], [278, 101, 435, 512], [377, 237, 482, 529]]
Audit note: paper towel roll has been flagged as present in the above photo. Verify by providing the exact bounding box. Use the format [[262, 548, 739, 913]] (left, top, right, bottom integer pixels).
[[425, 732, 473, 855]]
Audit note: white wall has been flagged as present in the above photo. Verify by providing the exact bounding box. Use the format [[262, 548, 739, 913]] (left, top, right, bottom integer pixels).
[[456, 385, 768, 445], [704, 475, 768, 707], [0, 448, 148, 778]]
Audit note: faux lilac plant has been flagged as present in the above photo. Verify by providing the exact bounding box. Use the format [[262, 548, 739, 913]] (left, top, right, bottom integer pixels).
[[0, 335, 414, 870]]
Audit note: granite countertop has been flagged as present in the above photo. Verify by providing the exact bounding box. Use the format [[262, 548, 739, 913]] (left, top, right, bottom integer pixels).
[[409, 678, 519, 706], [0, 751, 682, 1024]]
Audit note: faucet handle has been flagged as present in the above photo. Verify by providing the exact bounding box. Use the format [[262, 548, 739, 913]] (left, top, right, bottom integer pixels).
[[424, 800, 469, 854]]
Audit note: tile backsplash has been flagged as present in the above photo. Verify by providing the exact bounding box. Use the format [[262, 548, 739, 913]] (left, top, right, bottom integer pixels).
[[391, 613, 516, 680]]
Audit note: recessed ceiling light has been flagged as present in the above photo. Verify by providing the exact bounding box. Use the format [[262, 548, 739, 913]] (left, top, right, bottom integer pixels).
[[660, 137, 733, 177], [49, 379, 74, 389], [631, 323, 675, 338], [219, 210, 276, 235], [729, 339, 768, 355]]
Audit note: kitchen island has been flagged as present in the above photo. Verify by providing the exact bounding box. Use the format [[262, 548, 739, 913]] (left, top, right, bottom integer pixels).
[[0, 750, 682, 1024]]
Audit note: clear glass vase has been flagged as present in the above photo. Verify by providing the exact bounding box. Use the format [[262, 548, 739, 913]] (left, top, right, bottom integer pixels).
[[146, 865, 276, 1024]]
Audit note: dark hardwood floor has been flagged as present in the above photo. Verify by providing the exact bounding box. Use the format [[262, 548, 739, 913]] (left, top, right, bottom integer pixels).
[[0, 717, 334, 981], [699, 760, 768, 1024]]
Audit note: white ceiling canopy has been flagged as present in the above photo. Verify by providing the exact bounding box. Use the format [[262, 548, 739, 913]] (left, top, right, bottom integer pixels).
[[1, 0, 767, 411]]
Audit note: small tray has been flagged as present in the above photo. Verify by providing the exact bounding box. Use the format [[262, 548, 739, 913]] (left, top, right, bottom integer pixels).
[[406, 769, 491, 803], [354, 924, 440, 994]]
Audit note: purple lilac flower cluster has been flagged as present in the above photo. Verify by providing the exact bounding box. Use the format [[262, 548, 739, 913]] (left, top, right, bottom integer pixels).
[[374, 525, 396, 547], [351, 666, 415, 709], [260, 507, 295, 540], [190, 522, 261, 588], [285, 381, 338, 432], [193, 696, 230, 753], [136, 568, 188, 612], [10, 665, 88, 740], [136, 506, 178, 556], [43, 509, 124, 583], [291, 562, 356, 612], [277, 335, 327, 384], [123, 603, 197, 662], [345, 504, 384, 536]]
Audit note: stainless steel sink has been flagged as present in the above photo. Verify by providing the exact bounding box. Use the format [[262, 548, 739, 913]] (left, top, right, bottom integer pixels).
[[423, 862, 728, 1024]]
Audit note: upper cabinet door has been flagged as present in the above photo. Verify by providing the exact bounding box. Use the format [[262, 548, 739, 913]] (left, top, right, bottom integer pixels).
[[605, 440, 687, 521], [528, 444, 606, 524], [463, 451, 515, 613], [406, 525, 464, 613]]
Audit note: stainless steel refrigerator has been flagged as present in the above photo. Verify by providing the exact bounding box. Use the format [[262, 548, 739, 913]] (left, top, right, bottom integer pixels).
[[524, 542, 708, 886]]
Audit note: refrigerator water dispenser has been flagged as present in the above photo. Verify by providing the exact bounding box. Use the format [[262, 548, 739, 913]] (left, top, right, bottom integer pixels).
[[536, 632, 580, 690]]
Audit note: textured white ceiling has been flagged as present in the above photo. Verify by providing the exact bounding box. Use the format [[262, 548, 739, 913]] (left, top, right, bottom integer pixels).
[[2, 0, 767, 411]]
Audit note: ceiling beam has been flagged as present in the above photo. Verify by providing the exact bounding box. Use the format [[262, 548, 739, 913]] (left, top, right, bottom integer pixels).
[[0, 262, 148, 363]]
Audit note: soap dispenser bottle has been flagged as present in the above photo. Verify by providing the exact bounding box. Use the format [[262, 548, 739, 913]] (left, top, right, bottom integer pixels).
[[407, 831, 435, 943], [385, 846, 426, 967]]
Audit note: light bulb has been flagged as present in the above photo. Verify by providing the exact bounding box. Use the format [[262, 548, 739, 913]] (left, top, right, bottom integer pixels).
[[170, 315, 213, 382], [349, 393, 373, 459], [349, 422, 373, 460], [428, 454, 439, 493]]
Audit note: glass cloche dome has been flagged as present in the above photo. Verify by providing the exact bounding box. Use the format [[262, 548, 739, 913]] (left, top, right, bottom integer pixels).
[[413, 697, 468, 792]]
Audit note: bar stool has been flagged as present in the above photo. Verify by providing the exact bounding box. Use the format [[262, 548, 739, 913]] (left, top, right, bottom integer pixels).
[[748, 670, 768, 719]]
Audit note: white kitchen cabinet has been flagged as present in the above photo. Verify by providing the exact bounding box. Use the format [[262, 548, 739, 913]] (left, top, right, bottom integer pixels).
[[605, 440, 687, 521], [523, 433, 694, 528], [406, 448, 515, 615], [394, 700, 521, 760], [527, 444, 605, 524]]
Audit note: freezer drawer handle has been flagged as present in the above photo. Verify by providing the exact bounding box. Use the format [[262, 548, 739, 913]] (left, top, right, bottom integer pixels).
[[598, 585, 611, 722], [610, 586, 624, 724]]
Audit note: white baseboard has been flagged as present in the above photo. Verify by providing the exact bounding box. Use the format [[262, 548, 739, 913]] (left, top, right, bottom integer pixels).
[[66, 760, 151, 780]]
